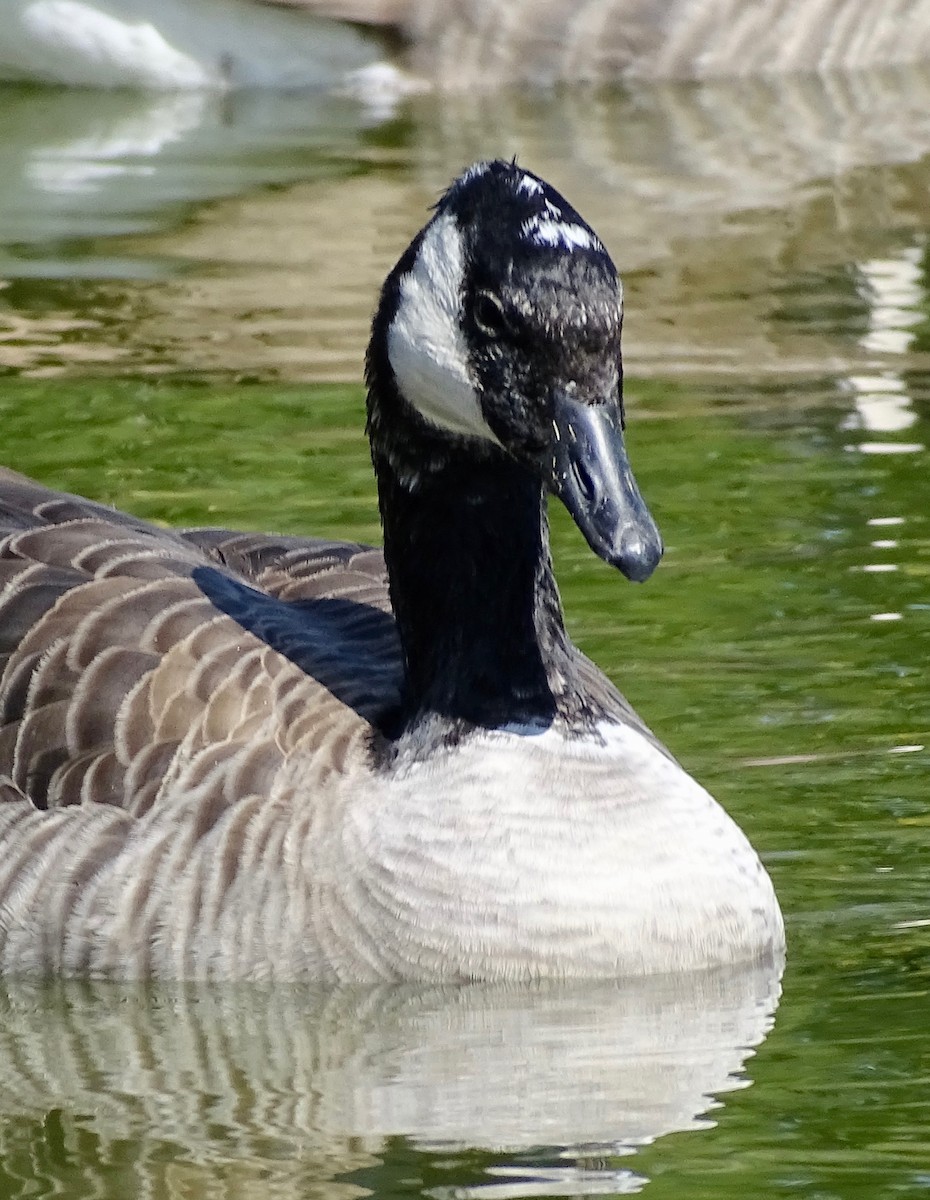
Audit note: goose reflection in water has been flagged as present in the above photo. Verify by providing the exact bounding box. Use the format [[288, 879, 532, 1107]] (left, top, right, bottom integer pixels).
[[0, 965, 781, 1197]]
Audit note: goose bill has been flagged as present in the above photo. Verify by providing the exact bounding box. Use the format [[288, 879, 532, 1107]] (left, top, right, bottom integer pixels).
[[549, 394, 663, 582]]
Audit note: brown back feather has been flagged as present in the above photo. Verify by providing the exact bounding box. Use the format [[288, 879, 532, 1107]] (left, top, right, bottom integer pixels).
[[0, 467, 402, 815]]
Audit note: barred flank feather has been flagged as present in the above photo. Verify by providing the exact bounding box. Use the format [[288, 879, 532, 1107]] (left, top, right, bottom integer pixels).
[[0, 466, 402, 978]]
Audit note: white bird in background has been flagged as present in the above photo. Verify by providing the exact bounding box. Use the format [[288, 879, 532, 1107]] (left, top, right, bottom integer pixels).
[[0, 0, 397, 90], [0, 0, 928, 91]]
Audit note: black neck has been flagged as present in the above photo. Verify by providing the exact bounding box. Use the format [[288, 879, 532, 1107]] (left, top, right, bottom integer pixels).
[[364, 267, 614, 747], [374, 443, 576, 734]]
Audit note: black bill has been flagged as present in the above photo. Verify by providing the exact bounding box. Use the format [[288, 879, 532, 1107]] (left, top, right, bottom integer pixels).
[[549, 393, 663, 582]]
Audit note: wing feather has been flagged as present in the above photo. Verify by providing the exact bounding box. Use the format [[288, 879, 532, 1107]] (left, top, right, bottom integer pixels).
[[0, 469, 402, 824]]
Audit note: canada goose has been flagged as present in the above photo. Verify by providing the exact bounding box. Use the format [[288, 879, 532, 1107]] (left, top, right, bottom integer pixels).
[[0, 160, 784, 980]]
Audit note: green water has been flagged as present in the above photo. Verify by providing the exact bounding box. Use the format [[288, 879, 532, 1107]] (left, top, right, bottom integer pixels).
[[2, 70, 930, 1199]]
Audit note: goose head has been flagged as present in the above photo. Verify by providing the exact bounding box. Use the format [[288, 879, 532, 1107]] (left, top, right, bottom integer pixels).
[[367, 159, 663, 583]]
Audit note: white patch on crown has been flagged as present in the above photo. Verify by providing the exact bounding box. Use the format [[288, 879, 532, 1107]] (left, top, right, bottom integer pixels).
[[388, 213, 501, 444], [517, 173, 543, 196], [460, 161, 492, 185], [522, 216, 598, 251]]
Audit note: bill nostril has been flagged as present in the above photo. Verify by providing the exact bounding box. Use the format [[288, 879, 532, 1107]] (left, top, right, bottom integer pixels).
[[570, 457, 597, 505]]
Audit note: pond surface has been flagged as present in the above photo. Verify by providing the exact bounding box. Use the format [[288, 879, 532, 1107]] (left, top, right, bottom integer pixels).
[[1, 67, 930, 1199]]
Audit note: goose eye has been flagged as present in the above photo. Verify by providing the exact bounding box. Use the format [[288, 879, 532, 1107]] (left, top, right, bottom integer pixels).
[[473, 291, 507, 338]]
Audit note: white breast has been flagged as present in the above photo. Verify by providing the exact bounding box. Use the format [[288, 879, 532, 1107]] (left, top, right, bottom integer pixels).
[[333, 721, 785, 981]]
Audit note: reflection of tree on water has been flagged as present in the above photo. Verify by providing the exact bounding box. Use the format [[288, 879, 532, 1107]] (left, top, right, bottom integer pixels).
[[4, 67, 930, 383], [0, 968, 780, 1198]]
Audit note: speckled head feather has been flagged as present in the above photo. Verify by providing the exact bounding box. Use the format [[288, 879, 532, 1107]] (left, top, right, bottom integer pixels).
[[369, 159, 625, 475], [438, 160, 607, 258]]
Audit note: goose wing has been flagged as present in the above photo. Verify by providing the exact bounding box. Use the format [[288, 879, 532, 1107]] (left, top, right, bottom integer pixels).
[[0, 467, 402, 816]]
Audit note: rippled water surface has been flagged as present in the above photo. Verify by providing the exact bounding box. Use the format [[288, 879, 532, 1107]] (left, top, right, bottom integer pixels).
[[2, 68, 930, 1199]]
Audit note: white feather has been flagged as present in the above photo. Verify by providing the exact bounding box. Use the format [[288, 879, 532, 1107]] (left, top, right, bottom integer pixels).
[[516, 173, 544, 196], [522, 215, 599, 251], [333, 719, 785, 980]]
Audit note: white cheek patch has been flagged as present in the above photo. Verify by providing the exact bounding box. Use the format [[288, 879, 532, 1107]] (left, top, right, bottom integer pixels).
[[522, 216, 599, 251], [388, 213, 501, 445]]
